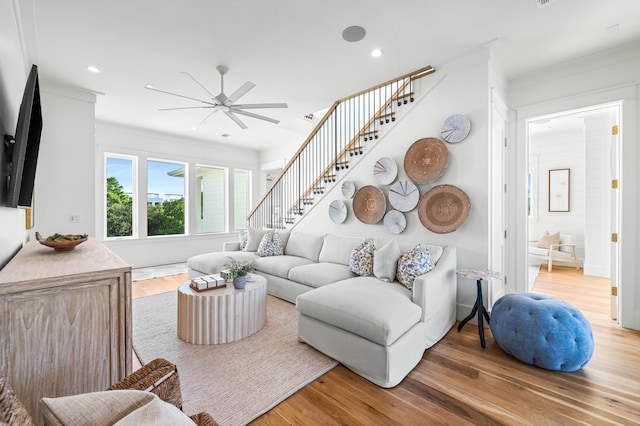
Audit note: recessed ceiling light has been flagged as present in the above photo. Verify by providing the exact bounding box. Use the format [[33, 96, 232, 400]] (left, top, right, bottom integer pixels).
[[221, 133, 230, 138], [191, 127, 197, 131], [342, 26, 366, 43], [371, 48, 383, 58], [145, 84, 155, 89], [87, 66, 100, 73]]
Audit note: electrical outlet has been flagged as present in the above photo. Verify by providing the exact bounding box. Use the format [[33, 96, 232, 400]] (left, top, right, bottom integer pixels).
[[69, 214, 80, 223]]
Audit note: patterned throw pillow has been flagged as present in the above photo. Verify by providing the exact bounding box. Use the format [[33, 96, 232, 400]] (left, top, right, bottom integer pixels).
[[396, 244, 434, 289], [238, 231, 248, 251], [257, 232, 284, 257], [349, 239, 376, 276]]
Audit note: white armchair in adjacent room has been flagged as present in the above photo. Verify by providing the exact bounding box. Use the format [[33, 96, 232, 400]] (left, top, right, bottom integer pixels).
[[529, 232, 580, 272]]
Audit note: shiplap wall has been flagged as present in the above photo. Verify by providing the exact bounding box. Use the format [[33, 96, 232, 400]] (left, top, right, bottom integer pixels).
[[529, 127, 586, 264]]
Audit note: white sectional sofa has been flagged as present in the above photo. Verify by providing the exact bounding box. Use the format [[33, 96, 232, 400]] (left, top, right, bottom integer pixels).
[[187, 228, 457, 388]]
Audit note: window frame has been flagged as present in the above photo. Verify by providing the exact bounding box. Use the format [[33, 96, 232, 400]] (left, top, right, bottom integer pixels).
[[104, 153, 138, 240]]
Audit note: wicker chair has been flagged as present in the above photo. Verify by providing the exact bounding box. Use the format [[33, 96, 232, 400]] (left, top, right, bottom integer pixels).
[[0, 358, 217, 426]]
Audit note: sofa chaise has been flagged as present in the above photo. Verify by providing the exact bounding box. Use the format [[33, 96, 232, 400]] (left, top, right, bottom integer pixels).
[[187, 228, 457, 387]]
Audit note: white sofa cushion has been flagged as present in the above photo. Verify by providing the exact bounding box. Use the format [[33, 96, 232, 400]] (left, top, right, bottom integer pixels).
[[285, 230, 325, 262], [245, 227, 271, 252], [288, 263, 356, 288], [254, 255, 313, 279], [296, 277, 421, 346], [318, 234, 365, 265], [40, 390, 194, 426], [373, 239, 402, 282], [188, 251, 259, 275]]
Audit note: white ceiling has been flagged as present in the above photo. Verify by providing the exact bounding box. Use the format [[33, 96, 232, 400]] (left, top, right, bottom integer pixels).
[[26, 0, 640, 152]]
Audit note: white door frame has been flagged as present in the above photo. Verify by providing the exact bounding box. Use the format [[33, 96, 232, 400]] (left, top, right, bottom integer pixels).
[[508, 83, 637, 329]]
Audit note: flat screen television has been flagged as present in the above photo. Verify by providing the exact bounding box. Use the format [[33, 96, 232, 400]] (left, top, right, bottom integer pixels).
[[5, 64, 42, 208]]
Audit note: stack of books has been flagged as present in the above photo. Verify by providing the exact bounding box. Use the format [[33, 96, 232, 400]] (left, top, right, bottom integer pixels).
[[190, 274, 226, 291]]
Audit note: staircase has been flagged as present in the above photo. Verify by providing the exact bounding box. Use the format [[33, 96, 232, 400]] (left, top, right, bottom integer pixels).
[[247, 65, 436, 229]]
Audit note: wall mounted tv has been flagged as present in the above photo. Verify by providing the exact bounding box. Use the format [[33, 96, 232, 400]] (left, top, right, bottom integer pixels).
[[4, 64, 42, 208]]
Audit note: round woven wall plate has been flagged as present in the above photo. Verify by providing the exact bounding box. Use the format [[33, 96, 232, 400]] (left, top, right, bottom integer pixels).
[[389, 179, 419, 212], [441, 114, 471, 143], [353, 185, 386, 224], [418, 184, 471, 234], [404, 138, 449, 184], [384, 210, 406, 234], [373, 157, 398, 185], [329, 200, 347, 224]]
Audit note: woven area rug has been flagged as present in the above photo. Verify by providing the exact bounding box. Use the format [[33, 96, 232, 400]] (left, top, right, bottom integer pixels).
[[133, 292, 337, 426]]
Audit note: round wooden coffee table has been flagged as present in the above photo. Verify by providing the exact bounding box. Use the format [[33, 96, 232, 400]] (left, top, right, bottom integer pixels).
[[177, 274, 267, 345]]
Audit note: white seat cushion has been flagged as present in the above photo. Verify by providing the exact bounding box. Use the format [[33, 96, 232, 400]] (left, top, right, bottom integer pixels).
[[288, 262, 356, 288], [254, 255, 313, 279], [188, 251, 259, 275], [296, 277, 421, 346]]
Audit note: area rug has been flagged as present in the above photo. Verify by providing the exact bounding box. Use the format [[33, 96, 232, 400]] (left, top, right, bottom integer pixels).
[[132, 291, 337, 426]]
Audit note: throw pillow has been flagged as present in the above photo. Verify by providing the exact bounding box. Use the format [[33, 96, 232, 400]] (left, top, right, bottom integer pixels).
[[537, 231, 560, 249], [396, 243, 434, 289], [238, 230, 248, 250], [373, 239, 402, 282], [257, 231, 284, 257], [40, 390, 195, 426], [349, 239, 376, 276], [244, 227, 271, 252]]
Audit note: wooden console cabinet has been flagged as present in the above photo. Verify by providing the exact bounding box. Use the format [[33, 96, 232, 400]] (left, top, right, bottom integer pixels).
[[0, 239, 131, 424]]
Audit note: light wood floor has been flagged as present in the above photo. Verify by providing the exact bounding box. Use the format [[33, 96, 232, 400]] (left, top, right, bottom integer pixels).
[[132, 267, 640, 425]]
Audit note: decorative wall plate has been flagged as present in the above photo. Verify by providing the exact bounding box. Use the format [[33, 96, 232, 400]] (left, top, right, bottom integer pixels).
[[441, 114, 471, 143], [329, 200, 348, 224], [342, 180, 356, 198], [373, 157, 398, 185], [353, 185, 386, 224], [418, 184, 471, 234], [389, 180, 419, 212], [404, 138, 449, 184], [383, 210, 406, 234]]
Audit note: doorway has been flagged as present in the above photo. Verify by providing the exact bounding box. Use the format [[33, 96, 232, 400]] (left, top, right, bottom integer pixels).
[[525, 103, 620, 319]]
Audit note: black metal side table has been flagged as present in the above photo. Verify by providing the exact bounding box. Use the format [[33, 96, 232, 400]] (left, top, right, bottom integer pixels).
[[457, 269, 502, 348]]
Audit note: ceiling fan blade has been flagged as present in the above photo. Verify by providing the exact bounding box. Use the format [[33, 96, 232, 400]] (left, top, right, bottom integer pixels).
[[224, 111, 248, 129], [232, 103, 288, 109], [232, 109, 280, 124], [226, 81, 256, 104], [199, 109, 218, 125], [180, 71, 216, 99], [158, 106, 215, 111], [145, 86, 216, 106]]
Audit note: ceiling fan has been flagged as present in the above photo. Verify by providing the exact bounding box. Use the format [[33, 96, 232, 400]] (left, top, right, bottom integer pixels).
[[145, 65, 287, 129]]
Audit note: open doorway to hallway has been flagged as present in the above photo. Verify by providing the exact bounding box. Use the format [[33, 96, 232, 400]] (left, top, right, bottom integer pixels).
[[526, 103, 620, 319]]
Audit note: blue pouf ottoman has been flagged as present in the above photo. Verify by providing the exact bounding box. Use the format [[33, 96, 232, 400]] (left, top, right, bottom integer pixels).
[[491, 293, 594, 372]]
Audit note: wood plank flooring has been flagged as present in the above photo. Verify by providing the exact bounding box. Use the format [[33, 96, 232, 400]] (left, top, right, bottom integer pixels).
[[132, 267, 640, 425]]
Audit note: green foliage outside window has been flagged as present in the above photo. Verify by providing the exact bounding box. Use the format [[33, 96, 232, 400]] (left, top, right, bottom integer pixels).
[[148, 198, 185, 236], [106, 176, 132, 237]]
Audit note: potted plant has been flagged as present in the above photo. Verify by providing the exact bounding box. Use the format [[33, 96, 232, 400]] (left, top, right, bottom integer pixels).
[[224, 257, 256, 289]]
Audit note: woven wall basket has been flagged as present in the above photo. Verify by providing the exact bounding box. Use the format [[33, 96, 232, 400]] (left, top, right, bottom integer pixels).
[[404, 138, 449, 184], [418, 184, 471, 233], [353, 185, 386, 224]]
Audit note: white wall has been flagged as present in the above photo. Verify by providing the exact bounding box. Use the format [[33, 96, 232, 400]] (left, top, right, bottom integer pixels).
[[529, 127, 586, 262], [33, 81, 97, 239], [96, 122, 261, 267], [0, 0, 31, 269], [509, 41, 640, 330], [269, 50, 495, 320]]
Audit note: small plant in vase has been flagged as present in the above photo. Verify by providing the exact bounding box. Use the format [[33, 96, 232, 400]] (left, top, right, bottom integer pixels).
[[224, 257, 256, 289]]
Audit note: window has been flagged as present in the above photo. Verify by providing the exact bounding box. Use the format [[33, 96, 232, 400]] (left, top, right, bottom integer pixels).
[[195, 165, 225, 234], [147, 160, 185, 236], [233, 169, 251, 231], [106, 155, 135, 238]]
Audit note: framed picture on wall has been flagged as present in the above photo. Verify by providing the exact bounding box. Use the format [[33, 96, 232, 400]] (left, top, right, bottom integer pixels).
[[548, 168, 570, 212]]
